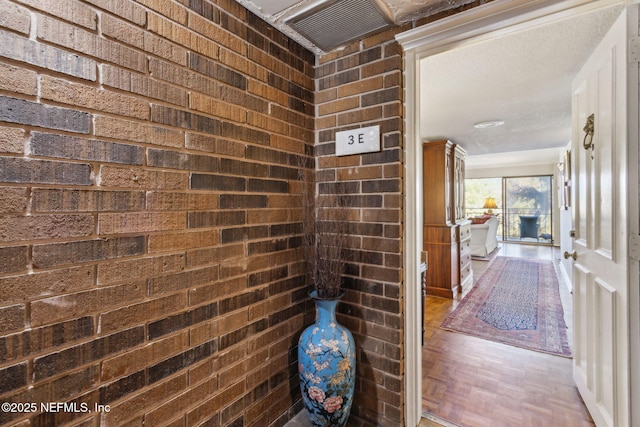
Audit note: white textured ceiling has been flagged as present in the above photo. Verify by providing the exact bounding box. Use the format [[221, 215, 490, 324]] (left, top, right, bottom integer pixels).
[[420, 4, 624, 158]]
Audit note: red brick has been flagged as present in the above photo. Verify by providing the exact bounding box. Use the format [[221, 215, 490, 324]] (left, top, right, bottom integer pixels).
[[102, 374, 188, 426], [188, 12, 245, 55], [0, 30, 97, 80], [189, 319, 219, 346], [337, 105, 383, 126], [33, 327, 144, 381], [0, 0, 378, 425], [147, 13, 217, 58], [146, 191, 218, 211], [22, 0, 97, 30], [190, 92, 247, 122], [0, 245, 29, 273], [38, 15, 146, 72], [361, 56, 402, 79], [101, 331, 189, 381], [32, 236, 145, 269], [31, 189, 146, 213], [0, 187, 28, 213], [0, 304, 25, 335], [98, 212, 185, 235], [0, 213, 94, 242], [0, 266, 94, 305], [0, 62, 37, 97], [99, 293, 188, 334], [97, 254, 186, 286], [41, 76, 149, 120], [94, 115, 184, 148], [0, 316, 94, 365], [148, 266, 218, 296], [188, 276, 246, 306], [220, 47, 263, 81], [98, 165, 187, 190], [83, 0, 147, 25], [149, 57, 219, 95], [0, 127, 24, 156], [102, 64, 189, 105], [363, 208, 400, 223], [30, 132, 144, 165], [148, 229, 218, 253], [0, 0, 30, 34], [30, 280, 146, 327], [248, 79, 287, 105], [101, 13, 144, 50], [186, 381, 245, 427], [145, 377, 218, 426], [0, 96, 91, 134]]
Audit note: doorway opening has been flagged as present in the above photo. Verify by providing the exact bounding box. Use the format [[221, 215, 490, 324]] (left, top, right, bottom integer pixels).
[[396, 1, 630, 425]]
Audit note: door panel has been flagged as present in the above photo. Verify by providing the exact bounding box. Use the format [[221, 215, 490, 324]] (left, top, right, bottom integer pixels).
[[595, 50, 614, 257], [572, 264, 589, 382], [573, 79, 589, 248], [593, 278, 616, 427], [571, 6, 633, 427]]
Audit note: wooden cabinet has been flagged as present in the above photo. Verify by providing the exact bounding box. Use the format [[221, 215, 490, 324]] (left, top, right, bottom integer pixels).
[[457, 220, 473, 291], [422, 140, 473, 298], [422, 140, 453, 226], [452, 144, 467, 223]]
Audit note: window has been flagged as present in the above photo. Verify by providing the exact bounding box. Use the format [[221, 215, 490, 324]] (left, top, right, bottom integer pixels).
[[465, 176, 554, 244]]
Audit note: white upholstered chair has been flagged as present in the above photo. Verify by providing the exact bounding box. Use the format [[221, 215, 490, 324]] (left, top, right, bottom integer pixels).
[[469, 216, 499, 257]]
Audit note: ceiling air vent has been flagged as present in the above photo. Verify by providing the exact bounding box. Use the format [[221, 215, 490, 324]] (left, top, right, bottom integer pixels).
[[286, 0, 393, 51]]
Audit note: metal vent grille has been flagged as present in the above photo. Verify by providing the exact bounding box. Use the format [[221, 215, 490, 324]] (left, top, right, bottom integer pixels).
[[287, 0, 392, 51]]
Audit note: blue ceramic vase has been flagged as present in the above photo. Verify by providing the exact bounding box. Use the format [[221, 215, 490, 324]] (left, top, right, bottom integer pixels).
[[298, 291, 356, 427]]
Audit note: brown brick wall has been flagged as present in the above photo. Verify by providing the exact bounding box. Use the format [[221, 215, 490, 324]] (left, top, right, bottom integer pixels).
[[0, 0, 497, 424], [315, 27, 407, 426], [0, 0, 314, 426]]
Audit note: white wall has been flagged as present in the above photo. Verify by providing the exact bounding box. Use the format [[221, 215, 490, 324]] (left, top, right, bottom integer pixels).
[[467, 163, 556, 178], [557, 144, 573, 287]]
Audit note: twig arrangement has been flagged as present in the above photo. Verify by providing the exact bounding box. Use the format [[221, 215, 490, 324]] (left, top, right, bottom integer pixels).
[[299, 164, 350, 299]]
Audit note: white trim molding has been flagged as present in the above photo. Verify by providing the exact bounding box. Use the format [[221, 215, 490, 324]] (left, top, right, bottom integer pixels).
[[395, 1, 632, 425]]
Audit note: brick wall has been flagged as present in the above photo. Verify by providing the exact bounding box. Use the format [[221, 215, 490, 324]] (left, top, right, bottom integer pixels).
[[0, 0, 500, 424], [0, 0, 315, 426], [315, 28, 407, 426]]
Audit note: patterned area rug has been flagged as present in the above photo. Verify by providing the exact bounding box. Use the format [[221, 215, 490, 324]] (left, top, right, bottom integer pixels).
[[441, 256, 572, 357]]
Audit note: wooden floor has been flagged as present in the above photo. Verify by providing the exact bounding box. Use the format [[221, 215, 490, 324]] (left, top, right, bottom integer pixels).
[[421, 243, 595, 427]]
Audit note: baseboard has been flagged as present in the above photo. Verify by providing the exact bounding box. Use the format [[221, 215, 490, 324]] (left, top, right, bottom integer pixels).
[[557, 261, 572, 292], [421, 411, 461, 427]]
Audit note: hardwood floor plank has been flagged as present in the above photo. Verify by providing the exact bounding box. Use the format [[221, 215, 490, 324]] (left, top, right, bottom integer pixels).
[[422, 243, 595, 426]]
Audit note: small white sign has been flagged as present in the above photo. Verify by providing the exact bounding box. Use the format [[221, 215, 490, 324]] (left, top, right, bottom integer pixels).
[[335, 125, 380, 156]]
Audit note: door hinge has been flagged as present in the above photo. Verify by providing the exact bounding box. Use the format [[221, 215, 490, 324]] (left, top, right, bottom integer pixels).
[[630, 37, 640, 63], [631, 234, 640, 262]]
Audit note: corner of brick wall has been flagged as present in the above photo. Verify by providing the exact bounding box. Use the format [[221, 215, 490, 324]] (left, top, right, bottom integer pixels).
[[0, 0, 315, 426], [316, 25, 406, 427]]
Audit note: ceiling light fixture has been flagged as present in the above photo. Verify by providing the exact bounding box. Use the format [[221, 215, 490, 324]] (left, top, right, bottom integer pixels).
[[473, 120, 505, 129]]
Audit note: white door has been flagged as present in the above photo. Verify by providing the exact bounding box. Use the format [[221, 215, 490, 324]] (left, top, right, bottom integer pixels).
[[570, 6, 636, 427]]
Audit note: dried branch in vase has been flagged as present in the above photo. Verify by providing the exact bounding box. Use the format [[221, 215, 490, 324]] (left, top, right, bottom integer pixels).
[[299, 164, 350, 300]]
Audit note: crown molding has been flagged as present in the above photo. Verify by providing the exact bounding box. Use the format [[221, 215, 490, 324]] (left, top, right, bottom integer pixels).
[[395, 0, 628, 53]]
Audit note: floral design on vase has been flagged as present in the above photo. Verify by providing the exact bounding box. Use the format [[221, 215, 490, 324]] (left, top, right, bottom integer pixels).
[[298, 291, 356, 427]]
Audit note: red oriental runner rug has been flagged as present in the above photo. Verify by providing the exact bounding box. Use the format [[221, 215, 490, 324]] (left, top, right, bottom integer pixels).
[[441, 256, 572, 357]]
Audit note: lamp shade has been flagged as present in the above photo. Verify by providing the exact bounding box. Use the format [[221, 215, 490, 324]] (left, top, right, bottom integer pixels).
[[482, 197, 498, 210]]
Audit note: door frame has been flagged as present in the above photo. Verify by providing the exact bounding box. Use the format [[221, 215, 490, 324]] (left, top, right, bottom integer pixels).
[[395, 1, 633, 425]]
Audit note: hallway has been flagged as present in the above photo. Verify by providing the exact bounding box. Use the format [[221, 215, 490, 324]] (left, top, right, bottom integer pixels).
[[421, 243, 595, 426]]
